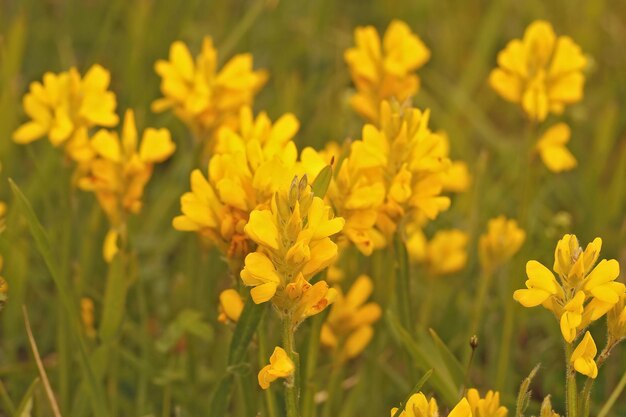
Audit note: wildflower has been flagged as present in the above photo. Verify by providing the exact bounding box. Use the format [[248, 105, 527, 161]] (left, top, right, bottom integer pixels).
[[173, 108, 298, 260], [78, 110, 176, 261], [345, 20, 430, 122], [607, 293, 626, 343], [218, 289, 244, 324], [13, 65, 119, 161], [570, 331, 598, 378], [489, 20, 587, 121], [479, 216, 525, 273], [437, 132, 472, 193], [513, 234, 624, 342], [466, 388, 508, 417], [258, 346, 295, 389], [536, 123, 577, 173], [152, 37, 267, 144], [351, 100, 451, 239], [539, 396, 560, 417], [320, 275, 382, 360], [240, 175, 343, 326], [80, 297, 97, 339], [419, 229, 469, 276], [390, 392, 438, 417]]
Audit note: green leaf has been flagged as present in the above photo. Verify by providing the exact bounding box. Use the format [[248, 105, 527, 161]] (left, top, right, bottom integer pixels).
[[311, 164, 333, 198], [15, 378, 39, 417], [227, 297, 265, 365], [9, 179, 109, 417], [98, 254, 128, 343], [392, 370, 434, 417], [155, 309, 214, 353], [428, 328, 466, 386]]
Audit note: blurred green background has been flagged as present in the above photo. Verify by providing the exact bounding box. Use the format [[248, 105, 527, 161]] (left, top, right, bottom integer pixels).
[[1, 0, 626, 416]]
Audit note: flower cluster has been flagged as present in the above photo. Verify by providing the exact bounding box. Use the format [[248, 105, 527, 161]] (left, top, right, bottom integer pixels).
[[240, 175, 344, 326], [390, 393, 472, 417], [345, 20, 430, 122], [78, 110, 176, 261], [408, 229, 468, 277], [466, 389, 508, 417], [320, 275, 382, 360], [13, 65, 119, 162], [478, 216, 525, 274], [152, 37, 268, 145]]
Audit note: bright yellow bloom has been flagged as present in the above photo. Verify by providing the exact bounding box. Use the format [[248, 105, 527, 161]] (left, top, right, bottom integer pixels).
[[437, 132, 472, 194], [391, 393, 472, 417], [218, 289, 244, 324], [320, 275, 382, 360], [78, 110, 176, 261], [466, 388, 508, 417], [345, 20, 430, 122], [240, 175, 343, 326], [607, 293, 626, 343], [418, 229, 469, 276], [258, 346, 295, 389], [13, 65, 119, 161], [479, 216, 525, 273], [173, 108, 298, 259], [351, 100, 451, 239], [513, 234, 624, 342], [570, 331, 598, 378], [536, 123, 577, 173], [152, 37, 268, 144], [489, 20, 587, 121]]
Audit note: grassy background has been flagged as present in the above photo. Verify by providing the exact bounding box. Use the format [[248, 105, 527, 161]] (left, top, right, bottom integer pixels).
[[1, 0, 626, 415]]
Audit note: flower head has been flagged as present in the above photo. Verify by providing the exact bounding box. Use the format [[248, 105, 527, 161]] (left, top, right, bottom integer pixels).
[[412, 229, 468, 276], [479, 216, 525, 273], [345, 20, 430, 122], [489, 20, 587, 121], [570, 331, 598, 378], [391, 392, 472, 417], [536, 123, 577, 173], [607, 293, 626, 343], [153, 37, 267, 145], [13, 65, 119, 161], [218, 289, 244, 324], [321, 275, 382, 360], [258, 346, 294, 389], [466, 388, 508, 417]]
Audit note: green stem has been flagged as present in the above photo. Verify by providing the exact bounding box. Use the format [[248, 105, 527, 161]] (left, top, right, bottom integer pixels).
[[566, 343, 578, 417], [282, 315, 299, 417], [495, 285, 514, 390], [597, 370, 626, 417], [258, 318, 279, 417], [470, 270, 493, 340], [321, 355, 344, 417], [301, 313, 325, 417], [579, 377, 593, 417], [394, 233, 411, 331], [418, 277, 435, 328]]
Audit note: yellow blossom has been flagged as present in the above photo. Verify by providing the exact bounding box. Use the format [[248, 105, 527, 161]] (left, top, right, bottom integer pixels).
[[489, 20, 587, 121], [437, 132, 472, 193], [466, 388, 508, 417], [607, 293, 626, 343], [420, 229, 468, 276], [218, 289, 244, 324], [173, 107, 298, 260], [536, 123, 577, 173], [320, 275, 382, 360], [80, 297, 97, 339], [479, 216, 526, 273], [570, 331, 598, 378], [13, 65, 119, 161], [78, 109, 176, 261], [240, 175, 343, 326], [258, 346, 295, 390], [152, 37, 267, 144], [345, 20, 430, 122], [390, 392, 438, 417], [513, 234, 624, 342]]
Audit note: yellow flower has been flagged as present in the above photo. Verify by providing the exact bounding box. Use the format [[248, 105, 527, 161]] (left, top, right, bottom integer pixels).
[[345, 20, 430, 122], [80, 297, 97, 339], [390, 392, 438, 417], [513, 234, 624, 342], [152, 37, 268, 144], [570, 331, 598, 378], [607, 293, 626, 343], [321, 275, 382, 360], [173, 108, 298, 260], [536, 123, 577, 173], [489, 20, 587, 121], [466, 388, 508, 417], [437, 132, 472, 193], [13, 65, 119, 161], [351, 100, 451, 238], [258, 346, 295, 390], [479, 216, 525, 273], [240, 176, 343, 326], [78, 109, 176, 261], [420, 229, 468, 276], [218, 289, 244, 324]]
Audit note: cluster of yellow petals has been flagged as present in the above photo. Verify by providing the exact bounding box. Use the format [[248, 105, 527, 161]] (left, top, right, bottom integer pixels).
[[570, 331, 598, 378], [408, 229, 468, 276], [152, 37, 268, 144], [217, 289, 244, 324], [258, 346, 294, 390], [466, 389, 508, 417], [78, 110, 176, 261], [173, 107, 299, 260], [478, 216, 526, 274], [489, 20, 587, 122], [345, 20, 430, 122], [535, 123, 577, 173], [13, 65, 119, 162], [390, 393, 472, 417], [240, 176, 344, 326], [513, 234, 624, 345], [320, 275, 382, 360]]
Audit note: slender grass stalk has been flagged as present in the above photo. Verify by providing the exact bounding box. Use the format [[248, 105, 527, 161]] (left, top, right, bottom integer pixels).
[[495, 282, 514, 390], [469, 270, 492, 339], [597, 370, 626, 417], [394, 233, 411, 331], [301, 313, 325, 417], [321, 354, 344, 417], [418, 277, 435, 329], [258, 318, 279, 417], [0, 379, 15, 415], [565, 342, 578, 417], [282, 315, 299, 417]]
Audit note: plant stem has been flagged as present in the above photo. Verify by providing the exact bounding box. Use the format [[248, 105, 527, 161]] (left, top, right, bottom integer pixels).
[[394, 233, 411, 331], [597, 370, 626, 417], [258, 317, 279, 417], [301, 313, 325, 417], [282, 315, 299, 417], [321, 354, 344, 417], [566, 342, 578, 417], [469, 270, 493, 340]]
